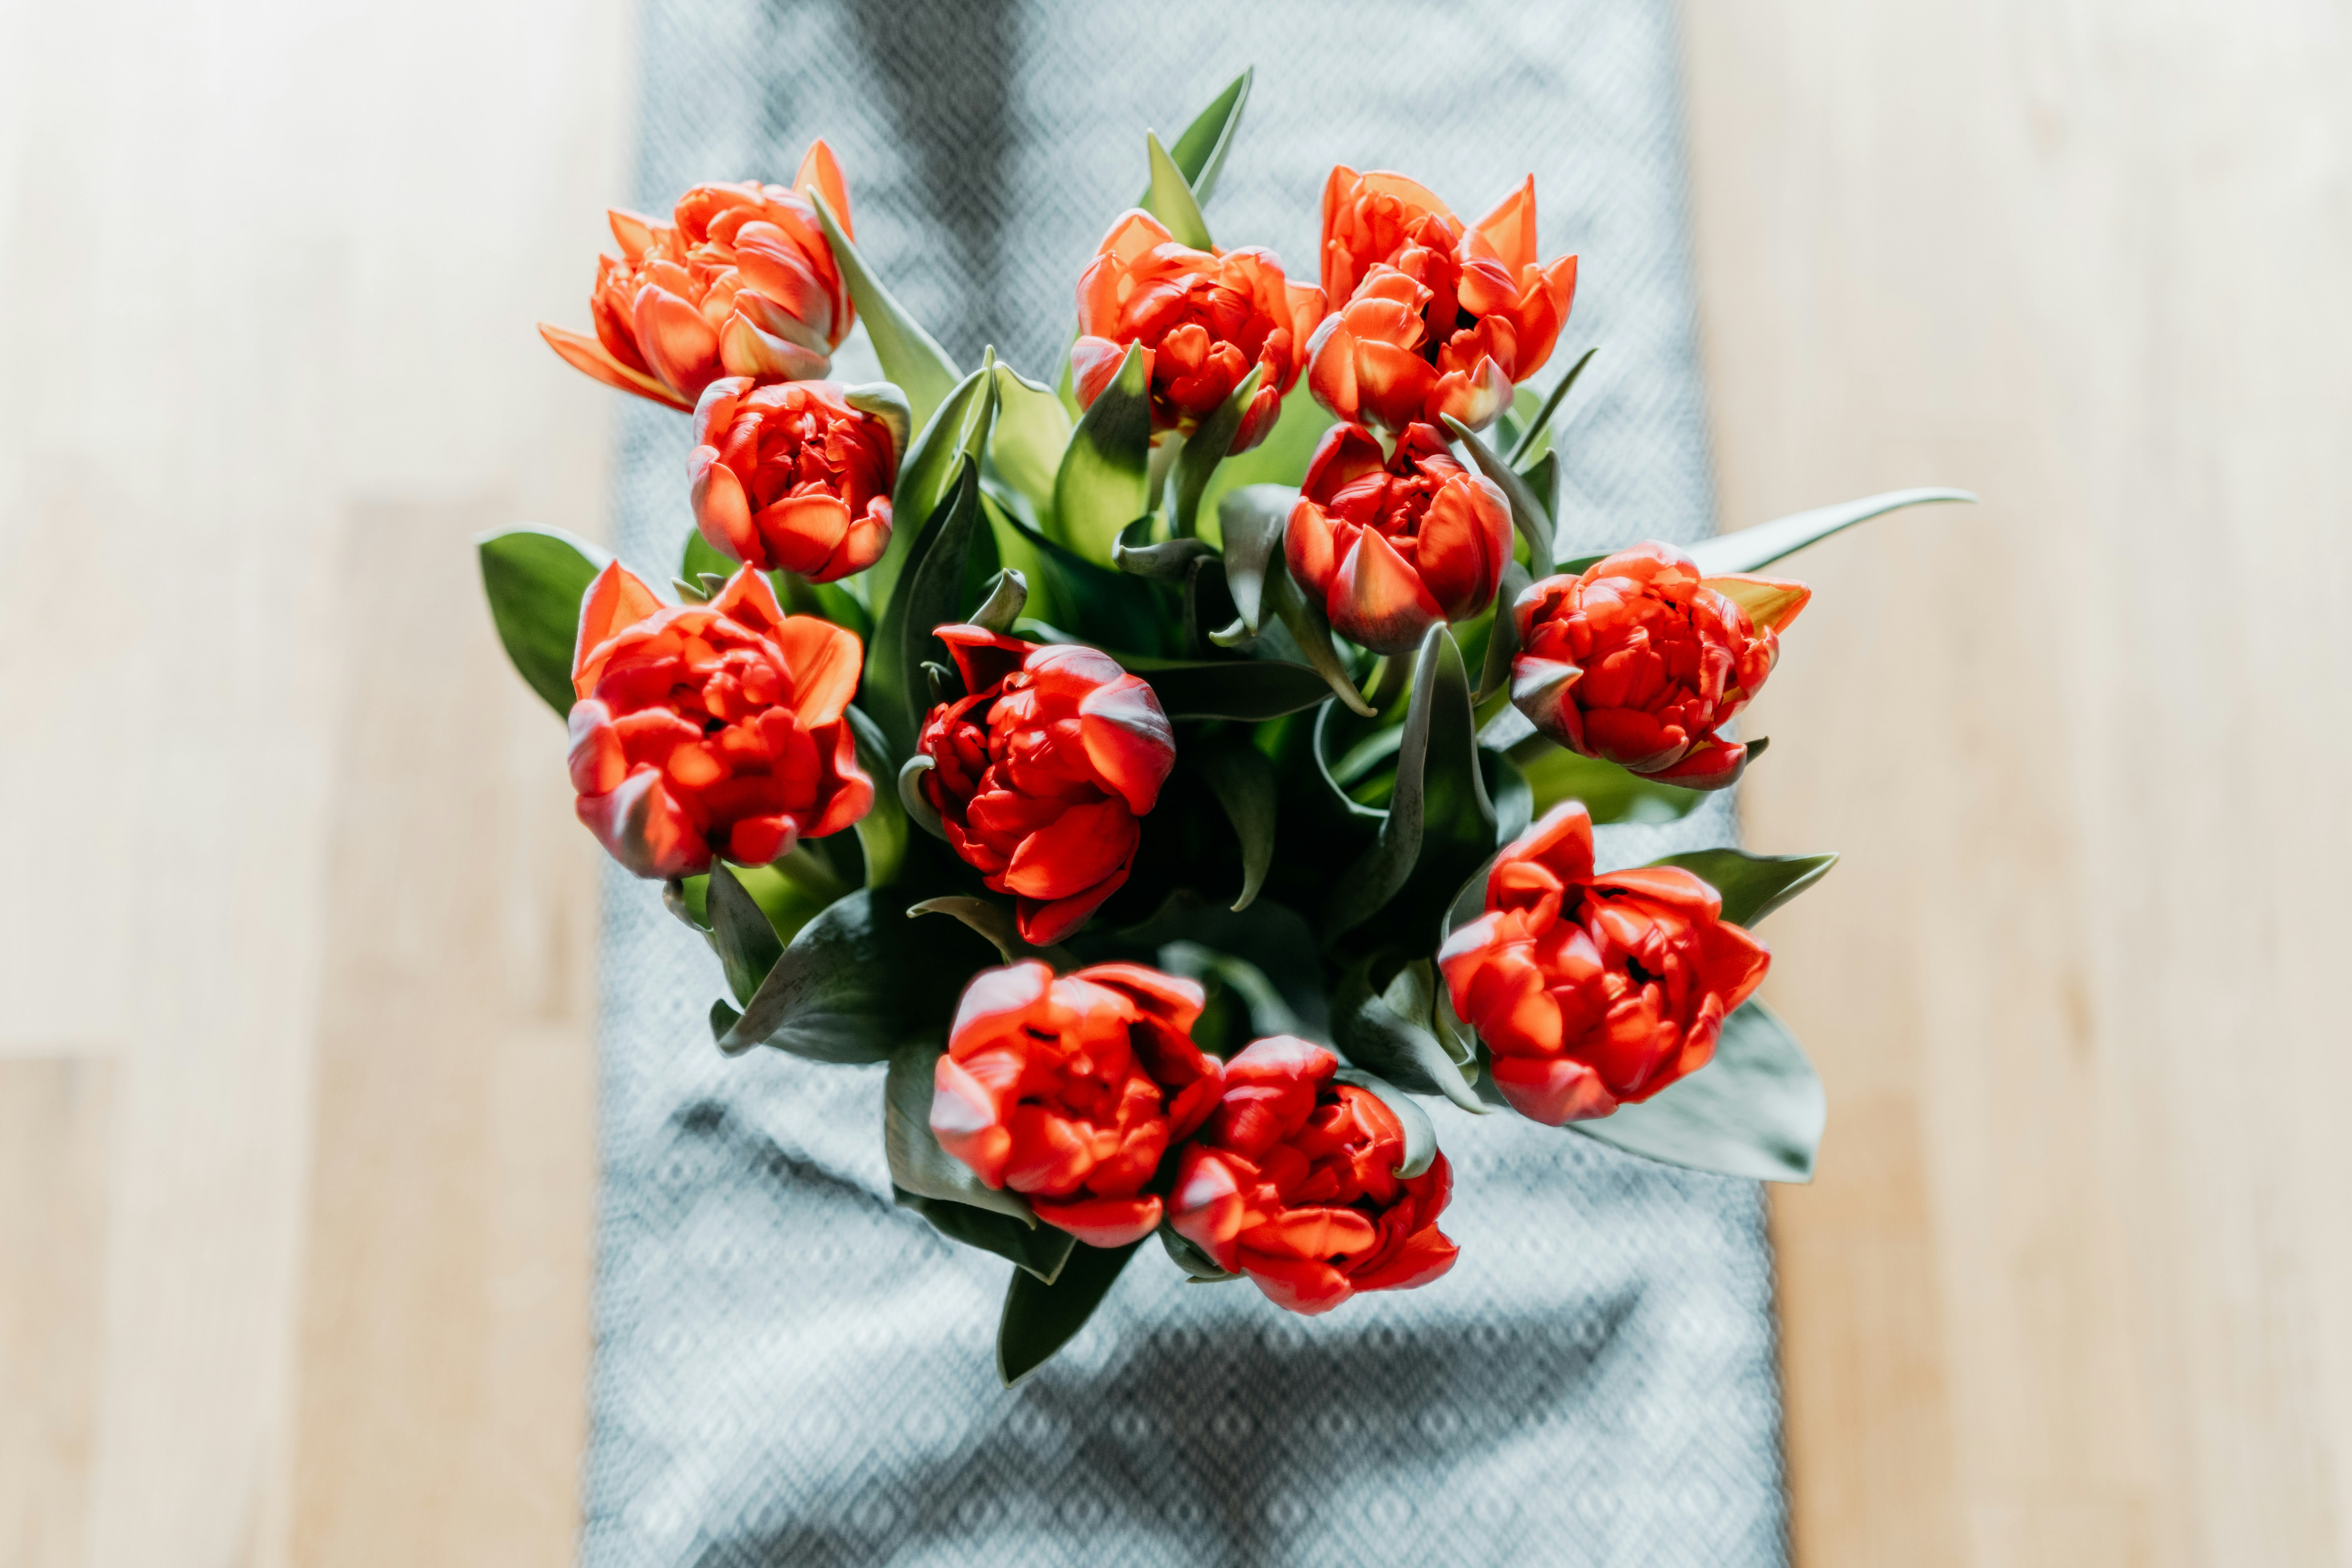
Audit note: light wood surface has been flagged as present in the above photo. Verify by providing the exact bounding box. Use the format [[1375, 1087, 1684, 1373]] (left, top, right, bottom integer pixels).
[[1683, 1, 2352, 1564], [4, 0, 2346, 1563], [0, 0, 628, 1562]]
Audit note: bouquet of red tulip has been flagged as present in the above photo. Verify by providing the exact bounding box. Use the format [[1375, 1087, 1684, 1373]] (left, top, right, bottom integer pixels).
[[481, 70, 1966, 1385]]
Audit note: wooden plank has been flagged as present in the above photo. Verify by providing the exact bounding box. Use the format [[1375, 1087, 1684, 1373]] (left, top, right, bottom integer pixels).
[[0, 1060, 118, 1568], [1681, 1, 2352, 1564]]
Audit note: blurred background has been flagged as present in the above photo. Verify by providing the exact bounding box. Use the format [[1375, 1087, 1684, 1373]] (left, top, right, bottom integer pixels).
[[4, 0, 2348, 1565]]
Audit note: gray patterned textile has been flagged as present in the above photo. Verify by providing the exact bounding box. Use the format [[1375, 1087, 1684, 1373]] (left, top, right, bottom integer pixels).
[[584, 4, 1789, 1564]]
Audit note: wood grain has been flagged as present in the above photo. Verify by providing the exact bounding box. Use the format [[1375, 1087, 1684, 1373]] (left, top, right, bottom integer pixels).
[[1682, 1, 2352, 1564], [0, 0, 628, 1561]]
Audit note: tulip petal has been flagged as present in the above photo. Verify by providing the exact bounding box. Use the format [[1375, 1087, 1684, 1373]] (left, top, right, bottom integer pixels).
[[538, 322, 693, 411], [717, 312, 831, 382], [1509, 654, 1586, 750], [1468, 174, 1539, 274], [1331, 527, 1444, 655], [1029, 1194, 1164, 1249], [948, 960, 1056, 1050], [577, 763, 708, 880], [1002, 799, 1136, 901], [769, 615, 862, 726], [1347, 1225, 1460, 1294], [1492, 1054, 1619, 1125], [689, 446, 763, 566], [1702, 573, 1812, 635], [630, 285, 722, 401], [1645, 735, 1748, 791], [793, 138, 852, 238], [1077, 676, 1176, 814], [573, 562, 668, 696], [1016, 868, 1131, 947], [1239, 1254, 1355, 1316]]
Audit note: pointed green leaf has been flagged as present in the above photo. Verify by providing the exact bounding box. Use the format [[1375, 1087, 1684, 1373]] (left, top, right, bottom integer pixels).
[[1475, 559, 1532, 701], [1645, 848, 1838, 926], [1688, 488, 1978, 575], [1185, 742, 1277, 911], [1169, 365, 1261, 540], [1505, 346, 1597, 469], [1000, 508, 1172, 657], [679, 523, 732, 585], [1507, 738, 1706, 825], [984, 360, 1072, 528], [477, 525, 612, 717], [1156, 1222, 1239, 1281], [872, 364, 996, 615], [1568, 1000, 1824, 1182], [1143, 131, 1213, 250], [707, 861, 786, 1006], [998, 1239, 1139, 1387], [809, 193, 960, 431], [1211, 483, 1290, 636], [1330, 953, 1484, 1113], [908, 895, 1071, 967], [885, 1042, 1037, 1223], [1443, 415, 1554, 578], [1140, 658, 1331, 722], [844, 707, 908, 886], [1052, 341, 1153, 561], [1153, 69, 1252, 205], [1266, 555, 1375, 717], [1111, 515, 1217, 579], [717, 888, 996, 1062], [866, 457, 984, 758], [1322, 626, 1490, 942], [896, 1187, 1075, 1282]]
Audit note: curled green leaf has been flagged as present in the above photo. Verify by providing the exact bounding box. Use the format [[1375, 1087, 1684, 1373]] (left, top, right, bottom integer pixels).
[[1112, 515, 1218, 579], [1569, 1000, 1824, 1182], [909, 895, 1072, 968], [1329, 952, 1485, 1114], [707, 861, 786, 1007], [1443, 415, 1554, 578], [1212, 483, 1291, 638], [896, 1187, 1075, 1283], [1645, 848, 1838, 926], [1267, 556, 1375, 718], [1185, 743, 1277, 911], [886, 1042, 1036, 1223]]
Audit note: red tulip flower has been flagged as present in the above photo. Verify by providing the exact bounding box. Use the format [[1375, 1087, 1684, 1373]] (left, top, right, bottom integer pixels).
[[1307, 167, 1578, 434], [1512, 541, 1809, 791], [566, 562, 871, 877], [1284, 421, 1513, 653], [688, 378, 896, 582], [918, 628, 1177, 946], [931, 961, 1224, 1248], [1168, 1037, 1458, 1316], [540, 142, 856, 411], [1070, 210, 1326, 455], [1439, 803, 1769, 1125]]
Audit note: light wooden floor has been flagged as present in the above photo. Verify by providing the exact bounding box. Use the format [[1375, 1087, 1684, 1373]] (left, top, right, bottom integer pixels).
[[3, 2, 2346, 1564]]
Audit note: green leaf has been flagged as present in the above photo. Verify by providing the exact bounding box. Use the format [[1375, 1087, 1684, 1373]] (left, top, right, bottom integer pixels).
[[707, 862, 787, 1006], [998, 1240, 1139, 1387], [1143, 131, 1213, 249], [1475, 559, 1532, 701], [1052, 341, 1153, 562], [1688, 488, 1978, 576], [1644, 848, 1838, 926], [1154, 941, 1304, 1038], [1170, 365, 1262, 539], [717, 888, 995, 1063], [844, 707, 908, 887], [1568, 1000, 1824, 1182], [1443, 416, 1554, 578], [679, 523, 732, 585], [873, 364, 997, 616], [1322, 626, 1490, 942], [1111, 515, 1217, 580], [895, 1188, 1075, 1283], [1198, 393, 1332, 538], [1000, 509, 1171, 657], [477, 525, 611, 717], [1156, 1222, 1239, 1281], [884, 1042, 1036, 1223], [1185, 742, 1277, 911], [908, 895, 1071, 967], [1210, 483, 1289, 637], [809, 193, 960, 432], [1153, 69, 1252, 205], [1505, 346, 1597, 469], [866, 457, 984, 758], [1079, 892, 1329, 1037], [1140, 658, 1331, 722], [1507, 738, 1706, 825], [984, 360, 1071, 528], [1265, 556, 1375, 717], [1329, 953, 1483, 1113]]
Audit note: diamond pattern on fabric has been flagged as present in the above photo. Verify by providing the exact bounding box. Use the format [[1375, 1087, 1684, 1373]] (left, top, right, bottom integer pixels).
[[584, 4, 1789, 1564]]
